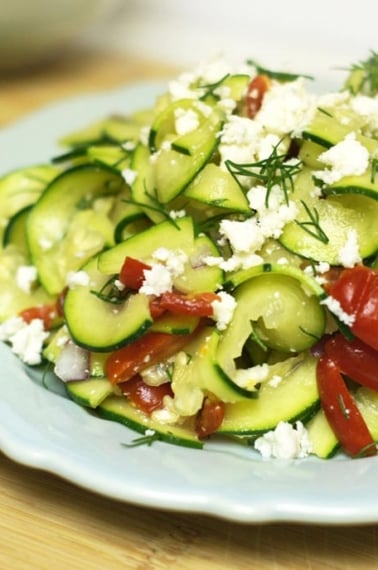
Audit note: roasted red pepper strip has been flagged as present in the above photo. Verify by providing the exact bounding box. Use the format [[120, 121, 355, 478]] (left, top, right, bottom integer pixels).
[[105, 329, 200, 384], [195, 397, 225, 438], [328, 265, 378, 350], [324, 334, 378, 392], [316, 356, 377, 458], [19, 303, 58, 330], [118, 375, 173, 415], [156, 291, 219, 317], [245, 74, 271, 119], [119, 256, 151, 290]]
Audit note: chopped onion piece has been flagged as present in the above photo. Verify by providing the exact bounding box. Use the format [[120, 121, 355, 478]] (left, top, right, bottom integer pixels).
[[54, 341, 90, 382]]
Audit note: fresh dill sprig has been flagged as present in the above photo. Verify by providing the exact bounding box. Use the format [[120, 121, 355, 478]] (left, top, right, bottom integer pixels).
[[122, 431, 162, 448], [249, 324, 268, 352], [298, 326, 321, 341], [197, 73, 230, 101], [344, 50, 378, 96], [295, 201, 329, 244], [225, 141, 302, 206], [370, 157, 378, 183], [246, 59, 313, 82], [337, 394, 350, 420], [90, 276, 127, 305], [122, 183, 181, 229]]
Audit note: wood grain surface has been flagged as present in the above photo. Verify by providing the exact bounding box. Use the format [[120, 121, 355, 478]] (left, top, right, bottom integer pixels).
[[0, 45, 377, 570]]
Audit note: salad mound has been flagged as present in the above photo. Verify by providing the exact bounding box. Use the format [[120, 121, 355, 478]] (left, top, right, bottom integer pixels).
[[1, 53, 378, 460]]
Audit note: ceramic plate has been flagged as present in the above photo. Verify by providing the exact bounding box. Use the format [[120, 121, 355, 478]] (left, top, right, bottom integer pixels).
[[1, 82, 378, 525]]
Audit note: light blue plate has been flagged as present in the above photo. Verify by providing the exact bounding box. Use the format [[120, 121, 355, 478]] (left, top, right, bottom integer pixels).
[[1, 83, 377, 524]]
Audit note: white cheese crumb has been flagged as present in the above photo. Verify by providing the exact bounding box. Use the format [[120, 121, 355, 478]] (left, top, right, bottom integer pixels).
[[254, 421, 312, 459], [169, 209, 186, 220], [0, 316, 49, 365], [38, 237, 53, 251], [233, 363, 269, 390], [139, 264, 173, 296], [314, 133, 369, 184], [211, 291, 236, 331], [174, 108, 200, 135], [338, 229, 362, 268], [121, 168, 138, 186], [66, 270, 91, 289], [16, 265, 38, 293], [320, 295, 356, 326], [151, 247, 188, 278]]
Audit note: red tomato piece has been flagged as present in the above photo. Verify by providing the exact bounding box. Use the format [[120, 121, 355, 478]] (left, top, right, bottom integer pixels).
[[245, 74, 271, 119], [324, 334, 378, 392], [316, 356, 377, 458], [119, 375, 173, 415], [119, 256, 151, 290], [19, 303, 58, 330], [329, 265, 378, 350], [105, 329, 200, 384], [195, 397, 225, 438], [157, 291, 219, 317]]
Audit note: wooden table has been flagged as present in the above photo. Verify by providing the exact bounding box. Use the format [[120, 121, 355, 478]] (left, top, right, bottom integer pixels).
[[0, 46, 377, 570]]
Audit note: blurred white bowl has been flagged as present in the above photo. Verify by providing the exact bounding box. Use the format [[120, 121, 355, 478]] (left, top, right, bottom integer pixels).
[[0, 0, 121, 71]]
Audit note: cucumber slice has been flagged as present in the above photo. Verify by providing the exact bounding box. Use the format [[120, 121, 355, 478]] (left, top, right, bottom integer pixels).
[[0, 246, 54, 321], [66, 377, 114, 408], [218, 273, 325, 384], [0, 165, 58, 247], [171, 327, 257, 404], [3, 206, 31, 256], [27, 164, 125, 295], [98, 216, 222, 294], [98, 395, 202, 449], [184, 163, 250, 213], [225, 262, 324, 297], [153, 109, 224, 203], [306, 409, 339, 459], [63, 257, 152, 351], [87, 145, 130, 171], [130, 143, 165, 224], [281, 193, 378, 263], [98, 216, 194, 273], [148, 98, 204, 153], [303, 109, 378, 154], [218, 353, 319, 436], [325, 169, 378, 201]]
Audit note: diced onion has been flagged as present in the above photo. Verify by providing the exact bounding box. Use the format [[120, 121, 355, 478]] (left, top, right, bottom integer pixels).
[[54, 341, 90, 382]]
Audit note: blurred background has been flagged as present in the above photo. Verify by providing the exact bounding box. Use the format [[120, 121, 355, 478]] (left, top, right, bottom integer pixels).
[[1, 0, 377, 123]]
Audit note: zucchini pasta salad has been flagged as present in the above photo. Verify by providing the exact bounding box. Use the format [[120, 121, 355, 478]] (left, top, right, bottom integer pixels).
[[1, 52, 378, 460]]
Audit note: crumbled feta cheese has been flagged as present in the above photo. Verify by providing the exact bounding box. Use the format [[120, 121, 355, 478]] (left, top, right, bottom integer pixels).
[[169, 209, 186, 220], [211, 291, 236, 331], [67, 270, 91, 289], [151, 247, 188, 278], [121, 168, 137, 186], [139, 263, 173, 296], [150, 395, 181, 424], [233, 363, 269, 390], [207, 184, 297, 273], [139, 126, 150, 146], [38, 237, 54, 251], [254, 421, 312, 459], [321, 295, 356, 326], [174, 108, 200, 135], [16, 265, 37, 293], [255, 78, 316, 137], [122, 140, 136, 152], [0, 316, 49, 365], [314, 133, 369, 184], [268, 375, 283, 388], [338, 229, 362, 268]]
